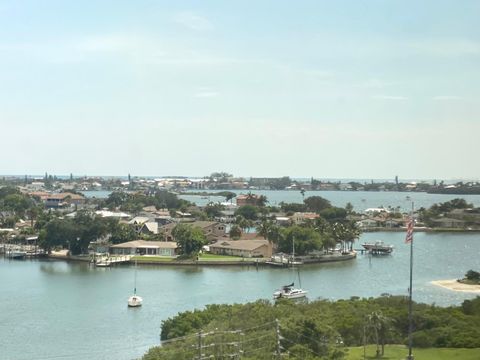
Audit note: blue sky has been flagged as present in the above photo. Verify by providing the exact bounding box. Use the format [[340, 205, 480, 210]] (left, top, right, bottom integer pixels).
[[1, 1, 479, 180]]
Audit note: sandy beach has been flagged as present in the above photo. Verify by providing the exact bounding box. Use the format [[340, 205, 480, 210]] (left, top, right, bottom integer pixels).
[[431, 279, 480, 293]]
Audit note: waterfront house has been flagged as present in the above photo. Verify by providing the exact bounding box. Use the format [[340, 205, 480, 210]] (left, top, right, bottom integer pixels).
[[356, 218, 379, 229], [209, 239, 272, 258], [432, 217, 466, 229], [161, 221, 226, 241], [110, 240, 177, 256]]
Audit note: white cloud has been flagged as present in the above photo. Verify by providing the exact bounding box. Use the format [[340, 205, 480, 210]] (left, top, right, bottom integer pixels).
[[408, 39, 480, 57], [194, 88, 219, 98], [372, 95, 408, 100], [432, 95, 462, 101], [172, 11, 213, 31]]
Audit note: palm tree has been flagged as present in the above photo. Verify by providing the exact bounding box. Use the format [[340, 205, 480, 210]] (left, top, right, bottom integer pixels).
[[367, 311, 391, 357]]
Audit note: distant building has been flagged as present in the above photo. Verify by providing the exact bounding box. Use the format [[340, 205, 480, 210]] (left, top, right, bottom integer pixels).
[[236, 194, 262, 207], [291, 212, 319, 224], [45, 193, 85, 208], [161, 221, 226, 241], [209, 239, 272, 258], [110, 240, 177, 256]]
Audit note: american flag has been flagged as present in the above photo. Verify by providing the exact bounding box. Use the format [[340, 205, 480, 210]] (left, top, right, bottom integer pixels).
[[405, 217, 414, 243]]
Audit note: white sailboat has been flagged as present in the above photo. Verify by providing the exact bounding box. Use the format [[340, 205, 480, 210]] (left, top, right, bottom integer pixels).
[[273, 237, 308, 300], [128, 260, 143, 307]]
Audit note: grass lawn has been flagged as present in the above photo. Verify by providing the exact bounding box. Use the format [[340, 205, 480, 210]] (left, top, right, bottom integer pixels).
[[131, 256, 175, 262], [198, 253, 245, 261], [346, 345, 480, 360]]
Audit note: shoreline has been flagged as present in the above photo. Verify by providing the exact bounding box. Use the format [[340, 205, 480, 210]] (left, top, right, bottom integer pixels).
[[46, 252, 357, 267], [431, 279, 480, 293]]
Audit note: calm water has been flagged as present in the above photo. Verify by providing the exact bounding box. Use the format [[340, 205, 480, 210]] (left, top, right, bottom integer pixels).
[[1, 232, 479, 360], [180, 189, 480, 212], [82, 189, 480, 213]]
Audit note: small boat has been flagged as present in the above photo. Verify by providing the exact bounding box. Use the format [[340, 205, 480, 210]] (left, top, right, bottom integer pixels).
[[6, 250, 27, 259], [273, 282, 308, 300], [128, 294, 143, 307], [362, 241, 393, 254], [128, 260, 142, 307]]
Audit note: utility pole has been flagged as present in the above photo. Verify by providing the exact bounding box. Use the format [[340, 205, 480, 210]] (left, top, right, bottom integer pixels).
[[197, 330, 202, 360], [406, 202, 415, 360], [275, 319, 282, 359]]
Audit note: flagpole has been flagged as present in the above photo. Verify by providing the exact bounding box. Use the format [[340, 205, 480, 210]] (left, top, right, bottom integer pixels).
[[407, 202, 414, 360]]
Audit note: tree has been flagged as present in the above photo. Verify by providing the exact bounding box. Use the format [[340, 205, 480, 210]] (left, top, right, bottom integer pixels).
[[110, 222, 137, 244], [229, 225, 242, 239], [38, 218, 79, 254], [234, 205, 258, 221], [172, 224, 207, 256], [204, 203, 225, 219], [345, 202, 354, 214], [465, 270, 480, 282], [304, 196, 332, 213], [277, 226, 323, 256], [367, 311, 391, 357], [224, 192, 236, 203]]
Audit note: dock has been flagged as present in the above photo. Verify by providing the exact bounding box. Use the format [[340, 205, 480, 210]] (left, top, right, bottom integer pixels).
[[93, 255, 132, 267]]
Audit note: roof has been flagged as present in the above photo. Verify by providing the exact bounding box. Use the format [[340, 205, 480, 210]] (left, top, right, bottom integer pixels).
[[95, 210, 131, 218], [46, 193, 85, 200], [110, 240, 177, 249], [142, 222, 159, 234], [161, 221, 219, 232], [129, 216, 151, 225], [210, 239, 269, 251]]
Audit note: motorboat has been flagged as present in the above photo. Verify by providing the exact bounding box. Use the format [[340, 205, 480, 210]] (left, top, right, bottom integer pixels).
[[273, 283, 308, 300], [362, 241, 393, 254]]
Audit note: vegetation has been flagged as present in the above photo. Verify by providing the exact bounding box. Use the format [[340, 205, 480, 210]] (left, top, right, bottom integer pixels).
[[459, 270, 480, 285], [103, 190, 191, 213], [143, 296, 480, 359], [172, 223, 208, 256], [346, 345, 480, 360]]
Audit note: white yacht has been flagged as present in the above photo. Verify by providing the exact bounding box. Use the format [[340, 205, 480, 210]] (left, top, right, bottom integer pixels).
[[273, 283, 308, 300]]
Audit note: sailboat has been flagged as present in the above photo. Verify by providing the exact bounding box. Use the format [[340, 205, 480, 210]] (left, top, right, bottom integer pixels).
[[273, 237, 308, 300], [128, 260, 143, 307]]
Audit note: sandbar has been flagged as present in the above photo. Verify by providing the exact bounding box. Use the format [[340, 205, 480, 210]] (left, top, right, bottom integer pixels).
[[431, 279, 480, 293]]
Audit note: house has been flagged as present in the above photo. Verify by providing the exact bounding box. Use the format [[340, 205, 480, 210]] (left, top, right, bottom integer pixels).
[[432, 217, 466, 228], [236, 194, 262, 207], [356, 218, 379, 229], [161, 221, 226, 241], [291, 212, 319, 224], [139, 222, 159, 235], [110, 240, 177, 256], [45, 193, 85, 208], [209, 239, 272, 258]]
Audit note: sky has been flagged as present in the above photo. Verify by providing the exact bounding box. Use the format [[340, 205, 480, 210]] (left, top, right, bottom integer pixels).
[[0, 1, 479, 180]]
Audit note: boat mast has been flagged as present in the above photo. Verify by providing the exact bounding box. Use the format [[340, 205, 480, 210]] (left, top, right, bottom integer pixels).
[[134, 259, 137, 296]]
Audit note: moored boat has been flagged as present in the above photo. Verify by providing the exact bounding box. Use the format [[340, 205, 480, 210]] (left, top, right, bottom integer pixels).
[[273, 283, 308, 299], [6, 250, 27, 259], [362, 241, 393, 254]]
